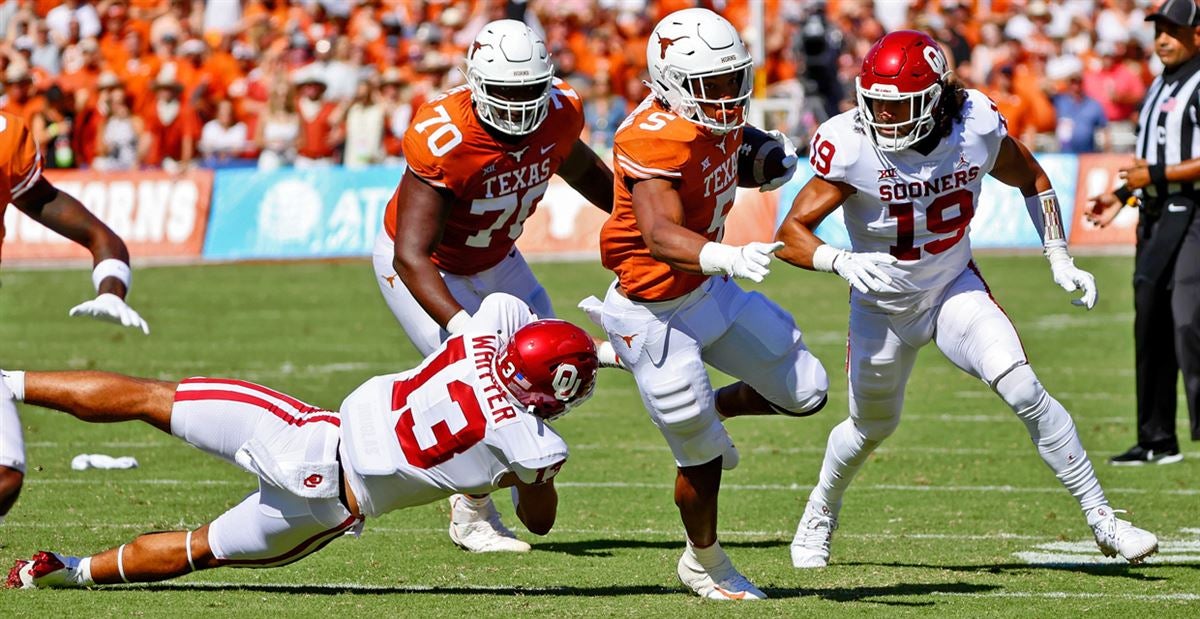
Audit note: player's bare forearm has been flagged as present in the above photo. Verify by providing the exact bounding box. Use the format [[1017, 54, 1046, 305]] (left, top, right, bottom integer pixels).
[[513, 479, 558, 536], [558, 139, 614, 213], [1165, 157, 1200, 183], [392, 170, 462, 327], [13, 178, 131, 297], [989, 136, 1051, 196], [394, 253, 462, 327], [775, 176, 853, 269], [630, 178, 709, 273]]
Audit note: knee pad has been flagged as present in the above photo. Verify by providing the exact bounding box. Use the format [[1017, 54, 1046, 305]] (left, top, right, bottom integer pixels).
[[991, 363, 1046, 417], [648, 376, 711, 437], [853, 410, 901, 442]]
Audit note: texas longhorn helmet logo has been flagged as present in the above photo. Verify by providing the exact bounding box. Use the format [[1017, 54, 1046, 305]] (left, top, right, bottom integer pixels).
[[657, 34, 690, 59], [470, 41, 493, 59]]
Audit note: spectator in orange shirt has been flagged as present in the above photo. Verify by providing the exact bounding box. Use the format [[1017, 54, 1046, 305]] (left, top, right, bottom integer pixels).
[[293, 70, 343, 167], [986, 65, 1033, 146], [1, 65, 46, 145], [142, 70, 197, 171]]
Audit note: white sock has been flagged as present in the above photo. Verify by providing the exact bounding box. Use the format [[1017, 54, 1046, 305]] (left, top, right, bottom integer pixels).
[[689, 539, 728, 570], [452, 494, 492, 522], [999, 367, 1108, 514], [2, 370, 25, 401], [808, 418, 881, 517], [76, 557, 95, 586]]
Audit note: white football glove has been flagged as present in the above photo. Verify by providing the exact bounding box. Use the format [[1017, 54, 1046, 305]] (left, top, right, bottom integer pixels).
[[698, 241, 784, 283], [759, 130, 799, 192], [812, 245, 899, 294], [1046, 244, 1097, 310], [68, 293, 150, 334]]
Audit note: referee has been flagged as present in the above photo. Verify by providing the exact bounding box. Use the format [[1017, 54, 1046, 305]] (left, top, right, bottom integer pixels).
[[1089, 0, 1200, 465]]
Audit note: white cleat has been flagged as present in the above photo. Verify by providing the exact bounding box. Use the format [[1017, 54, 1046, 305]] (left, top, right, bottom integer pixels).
[[677, 543, 766, 600], [448, 494, 531, 553], [1090, 507, 1158, 564], [791, 501, 837, 568], [6, 551, 86, 589]]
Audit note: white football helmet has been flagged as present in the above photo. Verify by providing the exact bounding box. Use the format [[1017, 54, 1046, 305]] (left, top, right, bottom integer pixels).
[[465, 19, 554, 136], [646, 8, 753, 134]]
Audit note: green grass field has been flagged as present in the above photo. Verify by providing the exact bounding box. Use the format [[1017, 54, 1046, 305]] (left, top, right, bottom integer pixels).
[[1, 254, 1197, 617]]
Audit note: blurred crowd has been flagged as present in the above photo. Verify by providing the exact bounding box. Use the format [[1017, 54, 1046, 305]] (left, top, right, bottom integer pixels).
[[0, 0, 1164, 173]]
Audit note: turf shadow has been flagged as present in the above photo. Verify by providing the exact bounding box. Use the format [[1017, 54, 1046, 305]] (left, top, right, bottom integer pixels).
[[113, 582, 685, 596], [838, 560, 1187, 581], [531, 538, 780, 557]]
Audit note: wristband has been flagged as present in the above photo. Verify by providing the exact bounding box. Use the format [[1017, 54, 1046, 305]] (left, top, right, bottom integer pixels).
[[1024, 189, 1064, 244], [811, 244, 841, 273], [445, 310, 470, 335], [1148, 163, 1167, 186], [92, 259, 132, 294], [1113, 185, 1134, 205]]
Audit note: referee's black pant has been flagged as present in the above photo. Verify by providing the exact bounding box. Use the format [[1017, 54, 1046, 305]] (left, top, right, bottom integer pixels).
[[1134, 202, 1200, 450]]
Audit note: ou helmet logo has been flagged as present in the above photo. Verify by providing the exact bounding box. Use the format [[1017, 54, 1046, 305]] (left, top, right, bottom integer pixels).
[[551, 364, 582, 401], [923, 45, 947, 76]]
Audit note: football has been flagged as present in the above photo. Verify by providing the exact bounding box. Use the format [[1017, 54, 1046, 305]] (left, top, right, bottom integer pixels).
[[737, 125, 790, 188]]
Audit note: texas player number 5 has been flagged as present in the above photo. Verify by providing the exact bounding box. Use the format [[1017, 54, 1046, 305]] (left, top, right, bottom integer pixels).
[[413, 104, 464, 157]]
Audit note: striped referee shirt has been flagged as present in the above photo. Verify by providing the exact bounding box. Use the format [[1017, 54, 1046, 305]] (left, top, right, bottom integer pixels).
[[1136, 54, 1200, 200]]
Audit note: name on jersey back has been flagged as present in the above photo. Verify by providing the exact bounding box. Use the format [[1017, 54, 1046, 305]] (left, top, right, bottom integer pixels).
[[471, 335, 520, 425]]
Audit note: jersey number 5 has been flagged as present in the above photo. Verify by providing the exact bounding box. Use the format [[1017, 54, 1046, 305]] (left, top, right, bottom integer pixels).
[[888, 188, 975, 260], [391, 337, 487, 469]]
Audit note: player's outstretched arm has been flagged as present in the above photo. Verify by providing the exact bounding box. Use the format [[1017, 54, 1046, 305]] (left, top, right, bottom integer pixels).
[[990, 136, 1097, 310], [501, 473, 558, 536], [557, 139, 614, 213], [392, 169, 470, 332], [12, 178, 150, 333], [776, 175, 897, 294]]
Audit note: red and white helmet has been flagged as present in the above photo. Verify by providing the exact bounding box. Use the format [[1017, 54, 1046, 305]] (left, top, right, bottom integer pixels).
[[495, 319, 598, 422], [465, 19, 554, 136], [646, 8, 753, 134], [856, 30, 949, 151]]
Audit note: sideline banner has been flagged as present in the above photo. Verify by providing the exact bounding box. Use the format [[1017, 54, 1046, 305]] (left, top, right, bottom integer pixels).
[[2, 169, 212, 260], [1069, 154, 1140, 246], [204, 166, 778, 261], [204, 166, 402, 260]]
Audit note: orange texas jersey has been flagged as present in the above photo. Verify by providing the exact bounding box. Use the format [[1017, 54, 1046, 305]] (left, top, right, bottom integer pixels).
[[600, 97, 743, 301], [386, 79, 584, 276], [0, 111, 45, 261]]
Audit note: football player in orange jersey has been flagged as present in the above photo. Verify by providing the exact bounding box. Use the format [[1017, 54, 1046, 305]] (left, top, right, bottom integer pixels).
[[372, 20, 616, 554], [0, 110, 149, 526], [584, 9, 825, 600]]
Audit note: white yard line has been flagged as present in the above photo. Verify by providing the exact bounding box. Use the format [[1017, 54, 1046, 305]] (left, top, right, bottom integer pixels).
[[24, 478, 1200, 496], [932, 591, 1200, 601]]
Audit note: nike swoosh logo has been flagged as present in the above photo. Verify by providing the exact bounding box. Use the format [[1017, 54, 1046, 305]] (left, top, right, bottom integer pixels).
[[713, 586, 747, 600], [541, 143, 556, 155], [1168, 204, 1188, 212]]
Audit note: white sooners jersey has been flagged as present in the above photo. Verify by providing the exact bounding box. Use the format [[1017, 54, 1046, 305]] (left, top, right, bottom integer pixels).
[[811, 89, 1007, 305], [338, 294, 568, 518]]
